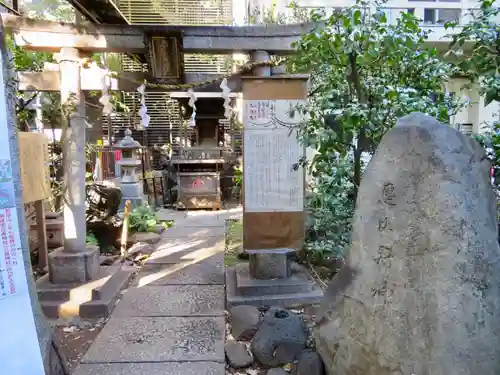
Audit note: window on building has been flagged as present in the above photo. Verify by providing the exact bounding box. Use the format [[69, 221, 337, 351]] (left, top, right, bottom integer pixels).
[[437, 8, 461, 24], [457, 123, 473, 136], [424, 8, 436, 23], [407, 8, 415, 15], [423, 8, 461, 24]]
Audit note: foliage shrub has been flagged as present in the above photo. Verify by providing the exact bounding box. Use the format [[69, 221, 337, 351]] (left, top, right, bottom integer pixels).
[[290, 0, 465, 265]]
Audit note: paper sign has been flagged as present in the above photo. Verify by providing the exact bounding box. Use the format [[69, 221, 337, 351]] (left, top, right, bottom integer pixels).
[[243, 99, 305, 212], [0, 33, 46, 375]]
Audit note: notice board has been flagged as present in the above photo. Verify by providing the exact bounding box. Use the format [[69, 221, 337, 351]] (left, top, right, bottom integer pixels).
[[242, 75, 308, 253], [18, 132, 50, 203]]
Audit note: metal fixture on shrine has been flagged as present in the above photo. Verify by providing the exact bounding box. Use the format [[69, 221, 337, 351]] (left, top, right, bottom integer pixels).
[[114, 128, 144, 209]]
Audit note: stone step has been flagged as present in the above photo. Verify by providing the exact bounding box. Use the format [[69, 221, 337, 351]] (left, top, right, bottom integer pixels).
[[38, 267, 134, 319], [226, 266, 323, 309], [235, 263, 314, 296], [73, 362, 225, 375], [37, 265, 131, 302], [226, 287, 324, 310]]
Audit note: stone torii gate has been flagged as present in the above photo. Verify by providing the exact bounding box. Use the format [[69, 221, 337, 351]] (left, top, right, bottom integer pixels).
[[2, 13, 320, 314]]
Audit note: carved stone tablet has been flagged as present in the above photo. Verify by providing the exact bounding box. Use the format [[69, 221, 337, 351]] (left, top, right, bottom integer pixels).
[[314, 113, 500, 375]]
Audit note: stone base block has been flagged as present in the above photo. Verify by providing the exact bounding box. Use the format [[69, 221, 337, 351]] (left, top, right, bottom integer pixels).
[[37, 264, 134, 319], [249, 253, 291, 279], [120, 182, 143, 197], [48, 245, 100, 284], [226, 263, 323, 309], [236, 263, 312, 296]]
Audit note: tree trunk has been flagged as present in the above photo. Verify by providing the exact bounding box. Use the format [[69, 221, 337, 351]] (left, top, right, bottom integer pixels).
[[348, 53, 366, 202], [0, 21, 70, 375], [353, 145, 362, 201]]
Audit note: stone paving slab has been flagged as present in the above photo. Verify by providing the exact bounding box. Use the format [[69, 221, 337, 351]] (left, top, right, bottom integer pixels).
[[156, 208, 241, 220], [135, 252, 224, 286], [74, 362, 225, 375], [82, 316, 225, 363], [147, 236, 225, 266], [155, 209, 188, 222], [162, 225, 226, 238], [113, 285, 225, 317]]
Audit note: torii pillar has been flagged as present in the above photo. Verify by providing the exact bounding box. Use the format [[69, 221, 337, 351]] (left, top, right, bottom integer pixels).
[[47, 47, 100, 284]]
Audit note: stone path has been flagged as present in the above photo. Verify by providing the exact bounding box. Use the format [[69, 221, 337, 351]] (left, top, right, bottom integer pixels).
[[74, 208, 241, 375]]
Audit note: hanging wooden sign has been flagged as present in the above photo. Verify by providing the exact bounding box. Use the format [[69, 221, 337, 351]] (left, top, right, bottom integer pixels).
[[242, 75, 308, 253], [145, 32, 184, 84]]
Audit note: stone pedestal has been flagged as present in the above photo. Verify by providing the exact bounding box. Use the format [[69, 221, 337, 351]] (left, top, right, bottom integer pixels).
[[226, 262, 322, 309], [41, 243, 133, 319], [249, 253, 291, 279], [48, 245, 100, 284]]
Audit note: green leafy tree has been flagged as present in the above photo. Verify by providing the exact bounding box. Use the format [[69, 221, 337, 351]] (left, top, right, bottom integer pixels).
[[247, 1, 311, 24], [446, 0, 499, 106], [289, 1, 464, 262], [446, 0, 500, 174], [19, 0, 75, 22], [5, 34, 55, 128]]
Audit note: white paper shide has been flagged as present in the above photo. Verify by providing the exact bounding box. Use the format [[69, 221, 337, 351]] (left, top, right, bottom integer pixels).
[[243, 99, 305, 212]]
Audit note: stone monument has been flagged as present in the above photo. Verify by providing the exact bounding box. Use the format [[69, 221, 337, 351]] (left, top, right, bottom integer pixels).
[[314, 112, 500, 375], [114, 128, 144, 209]]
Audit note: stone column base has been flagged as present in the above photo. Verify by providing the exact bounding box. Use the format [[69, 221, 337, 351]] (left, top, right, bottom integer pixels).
[[249, 253, 292, 279], [226, 263, 323, 309], [48, 245, 100, 284]]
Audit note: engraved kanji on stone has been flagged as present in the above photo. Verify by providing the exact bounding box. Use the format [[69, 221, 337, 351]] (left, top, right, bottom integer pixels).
[[373, 245, 392, 265], [382, 182, 396, 206], [378, 217, 388, 231]]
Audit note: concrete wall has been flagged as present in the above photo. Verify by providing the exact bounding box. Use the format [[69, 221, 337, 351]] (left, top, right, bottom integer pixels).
[[448, 78, 500, 134]]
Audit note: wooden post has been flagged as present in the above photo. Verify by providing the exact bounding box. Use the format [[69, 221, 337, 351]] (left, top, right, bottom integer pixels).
[[34, 200, 48, 269], [120, 200, 131, 262]]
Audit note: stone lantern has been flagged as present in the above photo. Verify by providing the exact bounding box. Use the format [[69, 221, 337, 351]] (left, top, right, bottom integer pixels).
[[114, 128, 144, 209]]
